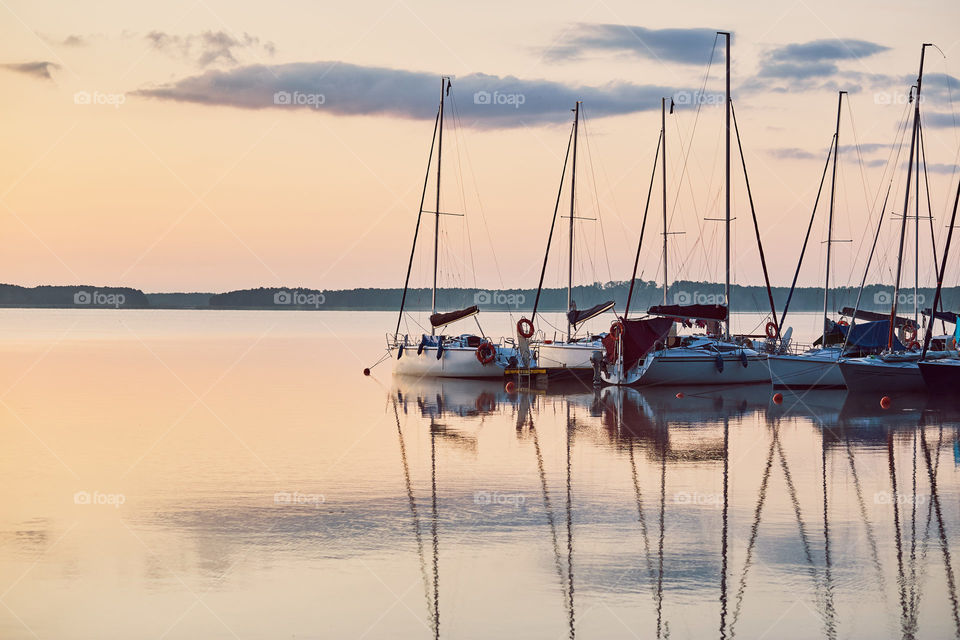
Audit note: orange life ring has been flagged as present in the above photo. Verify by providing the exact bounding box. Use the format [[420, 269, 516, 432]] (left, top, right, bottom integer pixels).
[[517, 317, 535, 339], [838, 319, 849, 327], [907, 340, 921, 351], [902, 323, 917, 343], [475, 341, 496, 365], [610, 321, 624, 338], [765, 321, 778, 340]]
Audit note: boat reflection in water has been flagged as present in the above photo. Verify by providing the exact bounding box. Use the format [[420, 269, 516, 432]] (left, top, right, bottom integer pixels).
[[390, 375, 960, 639]]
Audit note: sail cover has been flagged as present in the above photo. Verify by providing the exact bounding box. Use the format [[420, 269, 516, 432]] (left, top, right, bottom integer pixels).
[[838, 307, 914, 327], [567, 300, 615, 326], [620, 317, 675, 370], [834, 319, 906, 351], [647, 304, 728, 322], [429, 305, 479, 328], [922, 308, 958, 324]]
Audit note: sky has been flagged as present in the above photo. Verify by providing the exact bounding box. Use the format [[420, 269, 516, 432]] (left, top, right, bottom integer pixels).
[[1, 0, 959, 293]]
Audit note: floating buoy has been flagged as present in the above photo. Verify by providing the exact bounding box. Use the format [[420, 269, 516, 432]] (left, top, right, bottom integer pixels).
[[505, 381, 516, 393], [772, 392, 783, 405], [363, 368, 371, 376], [880, 396, 892, 410], [676, 392, 684, 399]]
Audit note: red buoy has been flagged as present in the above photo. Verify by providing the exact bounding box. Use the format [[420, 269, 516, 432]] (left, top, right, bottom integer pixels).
[[880, 396, 892, 410], [363, 368, 371, 376], [505, 381, 516, 393], [675, 392, 684, 399], [772, 392, 783, 404]]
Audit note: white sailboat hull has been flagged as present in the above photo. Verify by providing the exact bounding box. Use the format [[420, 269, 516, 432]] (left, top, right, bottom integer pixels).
[[603, 345, 769, 386], [537, 341, 603, 372], [390, 345, 508, 379], [768, 349, 845, 389]]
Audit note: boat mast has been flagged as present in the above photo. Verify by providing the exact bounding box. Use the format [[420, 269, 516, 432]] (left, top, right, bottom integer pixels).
[[431, 77, 448, 336], [661, 97, 668, 304], [920, 176, 960, 359], [888, 45, 929, 350], [721, 31, 731, 340], [567, 101, 580, 341], [823, 91, 845, 340]]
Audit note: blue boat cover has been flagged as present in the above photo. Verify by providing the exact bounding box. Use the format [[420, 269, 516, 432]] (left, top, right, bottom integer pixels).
[[839, 319, 905, 351]]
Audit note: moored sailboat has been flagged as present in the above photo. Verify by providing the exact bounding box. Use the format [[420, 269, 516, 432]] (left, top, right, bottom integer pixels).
[[388, 78, 520, 378], [602, 32, 773, 386]]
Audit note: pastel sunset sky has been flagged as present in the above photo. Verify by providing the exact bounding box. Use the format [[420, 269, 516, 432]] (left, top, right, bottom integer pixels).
[[1, 0, 958, 292]]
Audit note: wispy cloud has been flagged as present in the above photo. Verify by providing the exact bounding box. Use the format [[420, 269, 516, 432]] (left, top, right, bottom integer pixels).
[[0, 61, 59, 81], [767, 147, 819, 160], [134, 61, 685, 128], [146, 30, 276, 68], [743, 38, 891, 94], [768, 39, 889, 63], [923, 111, 959, 128], [545, 24, 723, 65]]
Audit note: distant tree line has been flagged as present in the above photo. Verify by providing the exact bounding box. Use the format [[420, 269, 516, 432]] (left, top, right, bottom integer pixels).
[[0, 281, 956, 314]]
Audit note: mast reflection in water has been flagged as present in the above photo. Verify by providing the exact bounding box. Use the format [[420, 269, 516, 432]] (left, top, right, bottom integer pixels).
[[389, 376, 960, 639]]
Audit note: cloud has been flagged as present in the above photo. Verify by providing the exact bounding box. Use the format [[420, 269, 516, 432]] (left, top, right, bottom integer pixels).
[[767, 148, 819, 160], [0, 61, 59, 81], [546, 24, 723, 65], [923, 111, 959, 128], [744, 38, 891, 94], [768, 39, 889, 63], [146, 30, 276, 68], [134, 61, 687, 128]]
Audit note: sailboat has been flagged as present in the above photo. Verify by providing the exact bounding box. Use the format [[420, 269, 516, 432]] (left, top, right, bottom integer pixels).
[[769, 91, 859, 389], [602, 33, 772, 386], [522, 102, 615, 375], [517, 101, 613, 375], [839, 44, 956, 393], [389, 78, 520, 378], [917, 177, 960, 392]]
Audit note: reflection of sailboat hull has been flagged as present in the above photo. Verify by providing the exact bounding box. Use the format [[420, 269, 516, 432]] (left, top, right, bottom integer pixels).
[[628, 347, 770, 386], [767, 349, 844, 389], [918, 359, 960, 393], [838, 358, 925, 393], [391, 345, 508, 379]]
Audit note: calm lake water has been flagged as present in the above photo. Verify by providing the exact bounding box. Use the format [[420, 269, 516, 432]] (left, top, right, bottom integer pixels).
[[1, 309, 959, 639]]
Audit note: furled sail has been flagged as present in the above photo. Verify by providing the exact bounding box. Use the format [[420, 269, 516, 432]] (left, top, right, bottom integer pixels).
[[647, 304, 728, 322], [567, 300, 615, 326], [429, 305, 479, 328]]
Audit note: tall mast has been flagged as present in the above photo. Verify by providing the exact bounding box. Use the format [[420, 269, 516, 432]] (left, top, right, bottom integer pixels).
[[721, 31, 731, 340], [567, 101, 580, 341], [915, 109, 920, 325], [431, 77, 447, 335], [661, 97, 668, 304], [823, 91, 845, 339], [888, 45, 930, 350]]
